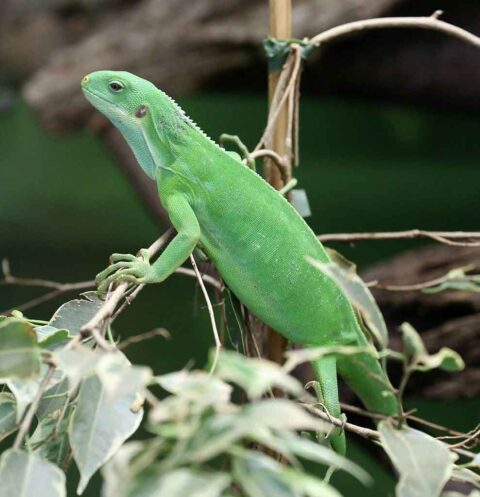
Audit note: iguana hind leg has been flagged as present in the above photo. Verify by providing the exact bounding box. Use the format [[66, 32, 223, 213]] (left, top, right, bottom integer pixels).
[[311, 355, 346, 455]]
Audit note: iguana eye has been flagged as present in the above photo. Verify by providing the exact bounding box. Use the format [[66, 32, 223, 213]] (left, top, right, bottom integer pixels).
[[109, 81, 124, 92]]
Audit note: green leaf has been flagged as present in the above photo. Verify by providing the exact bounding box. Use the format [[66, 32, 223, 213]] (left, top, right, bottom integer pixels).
[[0, 318, 41, 382], [0, 449, 66, 497], [54, 345, 103, 392], [400, 323, 426, 360], [423, 267, 480, 294], [127, 469, 231, 497], [281, 468, 343, 497], [244, 399, 327, 432], [451, 465, 480, 487], [96, 353, 152, 401], [175, 412, 247, 463], [284, 345, 376, 373], [0, 392, 17, 441], [379, 421, 456, 497], [37, 376, 69, 420], [31, 405, 74, 468], [442, 492, 480, 497], [233, 450, 297, 497], [155, 370, 231, 405], [70, 373, 143, 494], [49, 292, 103, 336], [35, 325, 70, 349], [214, 349, 304, 399], [415, 348, 465, 372], [8, 365, 65, 422], [150, 370, 232, 425], [307, 258, 388, 348], [400, 323, 464, 372], [102, 442, 140, 497], [277, 432, 370, 485]]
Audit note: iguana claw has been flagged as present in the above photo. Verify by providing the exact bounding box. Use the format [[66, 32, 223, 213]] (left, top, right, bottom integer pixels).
[[96, 250, 152, 295]]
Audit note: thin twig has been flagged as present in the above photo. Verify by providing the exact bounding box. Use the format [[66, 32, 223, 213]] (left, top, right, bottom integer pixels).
[[13, 365, 55, 449], [3, 289, 70, 316], [250, 149, 289, 182], [448, 425, 480, 449], [340, 402, 474, 440], [189, 254, 222, 373], [309, 12, 480, 49], [1, 259, 95, 314], [303, 403, 379, 440], [318, 229, 480, 247], [305, 402, 478, 459], [175, 267, 223, 291], [118, 328, 171, 350], [368, 273, 479, 292]]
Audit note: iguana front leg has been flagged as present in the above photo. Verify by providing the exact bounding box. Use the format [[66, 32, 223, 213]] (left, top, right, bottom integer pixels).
[[96, 195, 200, 295]]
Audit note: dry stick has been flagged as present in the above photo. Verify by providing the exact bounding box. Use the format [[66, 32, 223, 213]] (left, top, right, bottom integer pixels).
[[255, 45, 302, 153], [2, 284, 95, 315], [111, 266, 222, 322], [448, 425, 480, 449], [306, 403, 478, 459], [292, 64, 301, 166], [262, 53, 293, 146], [340, 402, 475, 443], [309, 11, 480, 48], [1, 259, 95, 314], [79, 229, 173, 346], [303, 403, 379, 441], [250, 149, 289, 182], [189, 254, 222, 373], [369, 273, 479, 292], [318, 229, 480, 247], [118, 328, 171, 350], [175, 267, 223, 291], [13, 365, 55, 449]]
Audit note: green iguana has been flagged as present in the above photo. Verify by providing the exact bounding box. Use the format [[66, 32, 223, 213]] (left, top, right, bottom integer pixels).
[[81, 70, 399, 453]]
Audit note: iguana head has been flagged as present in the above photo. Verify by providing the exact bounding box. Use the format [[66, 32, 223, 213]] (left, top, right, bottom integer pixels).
[[81, 70, 158, 123], [81, 70, 170, 178]]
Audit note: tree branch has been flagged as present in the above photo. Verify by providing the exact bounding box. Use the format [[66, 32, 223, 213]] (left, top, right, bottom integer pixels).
[[13, 365, 56, 450], [79, 229, 174, 344], [189, 254, 222, 373], [318, 229, 480, 247], [309, 11, 480, 49]]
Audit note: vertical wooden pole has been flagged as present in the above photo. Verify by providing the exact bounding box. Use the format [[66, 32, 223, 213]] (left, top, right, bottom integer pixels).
[[266, 0, 292, 365]]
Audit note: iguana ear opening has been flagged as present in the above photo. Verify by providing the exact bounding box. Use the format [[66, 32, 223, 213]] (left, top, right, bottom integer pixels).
[[135, 105, 148, 118]]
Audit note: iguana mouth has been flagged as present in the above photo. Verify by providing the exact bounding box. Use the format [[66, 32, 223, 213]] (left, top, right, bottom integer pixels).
[[82, 87, 127, 116]]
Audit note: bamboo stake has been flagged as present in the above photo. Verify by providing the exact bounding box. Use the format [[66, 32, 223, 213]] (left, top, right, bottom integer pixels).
[[266, 0, 292, 366]]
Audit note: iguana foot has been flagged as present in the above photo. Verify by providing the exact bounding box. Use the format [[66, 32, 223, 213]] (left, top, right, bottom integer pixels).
[[96, 249, 153, 295]]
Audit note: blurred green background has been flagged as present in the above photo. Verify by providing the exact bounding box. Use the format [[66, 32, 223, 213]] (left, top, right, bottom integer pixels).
[[1, 90, 479, 495]]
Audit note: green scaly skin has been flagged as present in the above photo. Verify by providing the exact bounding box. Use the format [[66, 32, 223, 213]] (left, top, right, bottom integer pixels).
[[81, 71, 399, 453]]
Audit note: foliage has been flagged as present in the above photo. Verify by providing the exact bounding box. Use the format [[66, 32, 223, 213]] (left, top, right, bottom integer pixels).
[[0, 284, 477, 497]]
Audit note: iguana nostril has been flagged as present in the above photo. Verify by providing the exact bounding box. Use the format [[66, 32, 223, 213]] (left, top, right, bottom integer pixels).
[[82, 75, 89, 85]]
